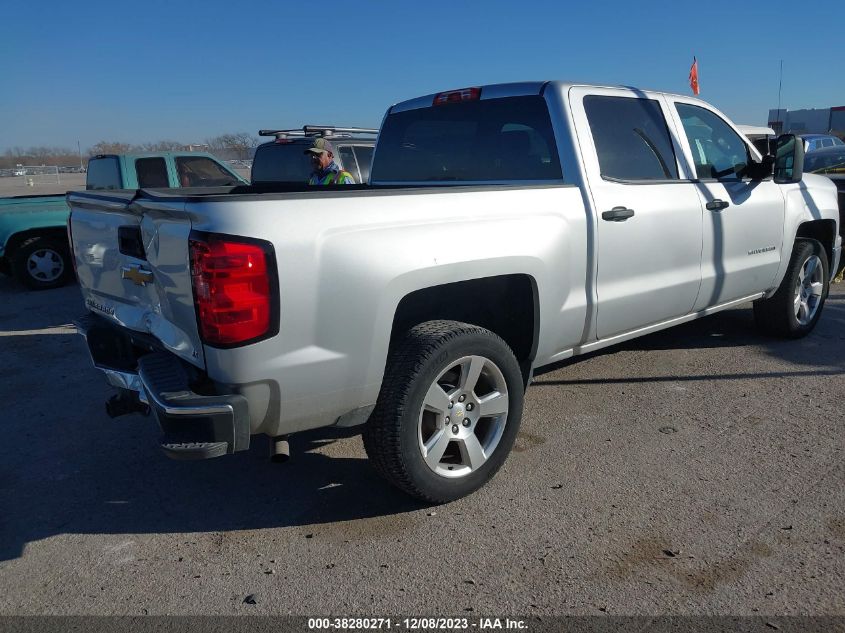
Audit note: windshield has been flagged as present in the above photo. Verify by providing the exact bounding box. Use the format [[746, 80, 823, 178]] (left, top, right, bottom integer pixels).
[[371, 96, 562, 183], [251, 143, 313, 183], [804, 150, 845, 174]]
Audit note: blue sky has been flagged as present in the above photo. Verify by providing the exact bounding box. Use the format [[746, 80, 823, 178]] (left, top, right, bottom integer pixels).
[[1, 0, 843, 152]]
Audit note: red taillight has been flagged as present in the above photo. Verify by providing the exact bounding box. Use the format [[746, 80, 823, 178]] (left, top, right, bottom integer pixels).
[[189, 234, 276, 347], [433, 87, 481, 106]]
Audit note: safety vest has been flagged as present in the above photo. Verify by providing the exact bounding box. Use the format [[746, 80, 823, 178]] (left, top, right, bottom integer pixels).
[[309, 166, 355, 185]]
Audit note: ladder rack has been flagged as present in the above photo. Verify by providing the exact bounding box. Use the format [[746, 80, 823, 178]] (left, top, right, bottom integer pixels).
[[258, 125, 378, 140]]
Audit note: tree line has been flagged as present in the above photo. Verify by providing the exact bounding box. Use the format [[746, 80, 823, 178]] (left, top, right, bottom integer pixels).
[[0, 133, 261, 169]]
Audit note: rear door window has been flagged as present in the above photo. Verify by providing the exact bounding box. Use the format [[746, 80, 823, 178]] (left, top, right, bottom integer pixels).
[[135, 158, 169, 188], [337, 146, 360, 182], [354, 146, 374, 183], [584, 96, 679, 181], [371, 95, 562, 182], [86, 156, 122, 190]]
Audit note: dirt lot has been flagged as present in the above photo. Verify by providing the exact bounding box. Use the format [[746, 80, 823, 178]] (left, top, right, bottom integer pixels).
[[0, 275, 843, 618], [0, 173, 88, 197]]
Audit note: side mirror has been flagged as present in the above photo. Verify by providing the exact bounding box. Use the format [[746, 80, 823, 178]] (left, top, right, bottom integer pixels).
[[773, 134, 804, 184], [742, 154, 775, 180]]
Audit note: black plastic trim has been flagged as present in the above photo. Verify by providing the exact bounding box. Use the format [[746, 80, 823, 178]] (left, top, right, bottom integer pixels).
[[138, 352, 250, 455], [0, 193, 67, 201], [66, 183, 577, 207], [118, 226, 146, 259], [689, 177, 773, 184], [600, 176, 692, 185]]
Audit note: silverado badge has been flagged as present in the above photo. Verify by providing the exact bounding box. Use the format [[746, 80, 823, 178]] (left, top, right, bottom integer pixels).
[[121, 265, 154, 286]]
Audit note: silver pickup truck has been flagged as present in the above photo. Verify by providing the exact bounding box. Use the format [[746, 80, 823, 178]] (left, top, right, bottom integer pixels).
[[68, 81, 841, 503]]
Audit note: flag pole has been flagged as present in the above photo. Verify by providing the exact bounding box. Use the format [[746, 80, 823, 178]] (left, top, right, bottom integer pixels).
[[776, 60, 783, 133]]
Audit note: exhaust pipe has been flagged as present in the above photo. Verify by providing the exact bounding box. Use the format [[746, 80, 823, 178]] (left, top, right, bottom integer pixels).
[[105, 393, 150, 418], [271, 435, 290, 463]]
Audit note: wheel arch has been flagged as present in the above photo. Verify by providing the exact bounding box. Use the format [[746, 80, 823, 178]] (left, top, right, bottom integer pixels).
[[388, 274, 540, 386], [795, 219, 836, 272], [4, 227, 70, 259]]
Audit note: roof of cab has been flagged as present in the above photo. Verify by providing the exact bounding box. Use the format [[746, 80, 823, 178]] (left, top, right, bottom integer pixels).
[[91, 151, 221, 160], [388, 80, 709, 114]]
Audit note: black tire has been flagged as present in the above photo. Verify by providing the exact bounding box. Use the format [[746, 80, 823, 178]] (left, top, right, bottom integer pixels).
[[11, 236, 72, 290], [363, 320, 524, 503], [753, 238, 829, 338]]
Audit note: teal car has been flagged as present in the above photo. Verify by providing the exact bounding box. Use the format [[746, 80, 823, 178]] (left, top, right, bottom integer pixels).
[[0, 152, 246, 290]]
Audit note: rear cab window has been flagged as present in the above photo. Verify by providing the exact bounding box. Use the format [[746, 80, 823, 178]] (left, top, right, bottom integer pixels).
[[371, 95, 562, 183], [86, 156, 122, 190]]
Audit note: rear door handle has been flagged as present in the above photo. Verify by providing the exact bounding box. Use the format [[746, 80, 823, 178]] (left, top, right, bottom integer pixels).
[[706, 199, 730, 211], [601, 207, 635, 222]]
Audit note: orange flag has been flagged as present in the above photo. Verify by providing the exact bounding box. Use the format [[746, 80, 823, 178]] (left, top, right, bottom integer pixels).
[[689, 57, 700, 95]]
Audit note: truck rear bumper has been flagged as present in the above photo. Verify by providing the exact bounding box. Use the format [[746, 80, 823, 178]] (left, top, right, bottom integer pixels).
[[75, 313, 251, 459]]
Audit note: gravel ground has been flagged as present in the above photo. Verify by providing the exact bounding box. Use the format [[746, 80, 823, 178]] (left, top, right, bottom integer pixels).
[[0, 275, 842, 617]]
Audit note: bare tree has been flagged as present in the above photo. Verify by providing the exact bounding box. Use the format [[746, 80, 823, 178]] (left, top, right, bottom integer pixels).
[[138, 140, 186, 152], [0, 146, 80, 168], [89, 141, 134, 155], [0, 132, 262, 168], [231, 132, 259, 160], [205, 133, 259, 160], [204, 135, 227, 152]]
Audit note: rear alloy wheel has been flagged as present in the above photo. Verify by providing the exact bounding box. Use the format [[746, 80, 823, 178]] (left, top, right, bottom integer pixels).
[[754, 238, 829, 338], [363, 320, 524, 503], [12, 237, 72, 290], [418, 354, 510, 479]]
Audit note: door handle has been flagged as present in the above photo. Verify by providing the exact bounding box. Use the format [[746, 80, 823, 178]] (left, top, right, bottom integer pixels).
[[706, 199, 730, 211], [601, 206, 635, 222]]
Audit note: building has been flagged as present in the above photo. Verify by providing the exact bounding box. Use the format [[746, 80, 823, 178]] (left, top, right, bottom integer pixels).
[[767, 106, 845, 137]]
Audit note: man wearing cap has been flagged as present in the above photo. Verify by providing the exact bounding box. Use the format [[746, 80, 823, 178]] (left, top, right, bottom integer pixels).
[[305, 138, 355, 185]]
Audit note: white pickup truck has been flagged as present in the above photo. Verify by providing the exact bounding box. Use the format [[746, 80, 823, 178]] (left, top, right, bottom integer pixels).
[[68, 81, 841, 502]]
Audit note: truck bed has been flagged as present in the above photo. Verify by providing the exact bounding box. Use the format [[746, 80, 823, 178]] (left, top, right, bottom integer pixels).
[[67, 182, 586, 437]]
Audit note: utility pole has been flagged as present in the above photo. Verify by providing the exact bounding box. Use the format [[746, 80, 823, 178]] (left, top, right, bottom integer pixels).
[[77, 140, 83, 170]]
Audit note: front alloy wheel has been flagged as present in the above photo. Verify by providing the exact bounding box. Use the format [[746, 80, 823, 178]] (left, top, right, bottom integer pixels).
[[793, 254, 824, 326], [754, 238, 829, 338]]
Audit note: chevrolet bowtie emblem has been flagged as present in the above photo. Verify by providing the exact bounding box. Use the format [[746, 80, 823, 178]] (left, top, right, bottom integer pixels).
[[121, 265, 154, 286]]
